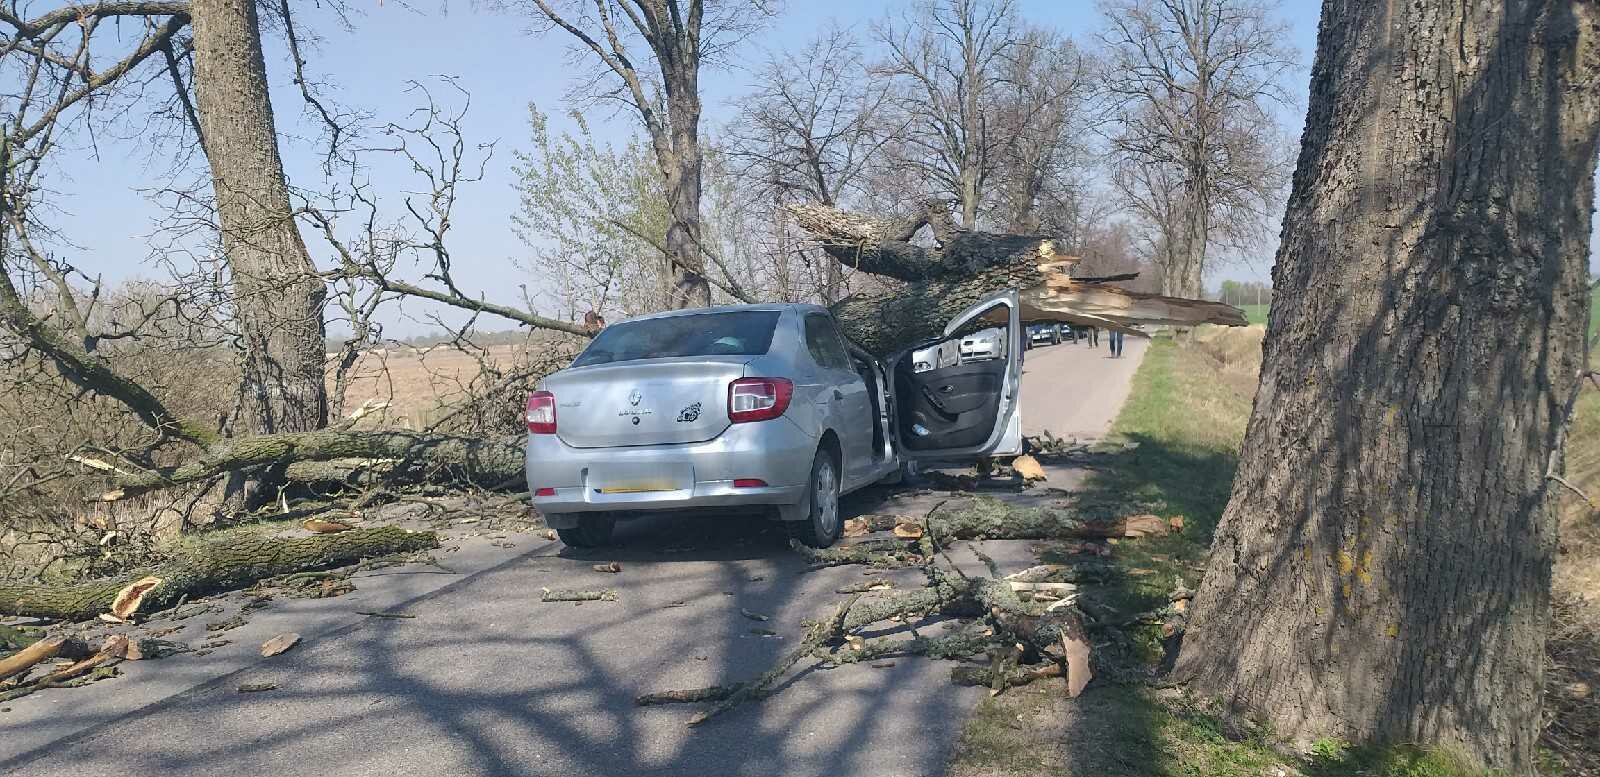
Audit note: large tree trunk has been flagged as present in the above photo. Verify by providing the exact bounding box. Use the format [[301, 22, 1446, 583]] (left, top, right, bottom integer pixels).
[[664, 95, 709, 309], [657, 5, 710, 310], [1173, 2, 1600, 772], [791, 202, 1248, 357], [191, 0, 327, 436]]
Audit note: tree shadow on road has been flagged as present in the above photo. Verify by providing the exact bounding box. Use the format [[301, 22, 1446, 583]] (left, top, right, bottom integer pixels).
[[4, 487, 984, 777]]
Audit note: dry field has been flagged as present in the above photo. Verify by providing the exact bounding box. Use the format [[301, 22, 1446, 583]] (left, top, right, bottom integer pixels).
[[329, 339, 578, 430]]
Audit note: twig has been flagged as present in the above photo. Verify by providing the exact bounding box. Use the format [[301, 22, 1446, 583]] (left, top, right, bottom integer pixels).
[[540, 588, 617, 602], [1548, 474, 1597, 511], [686, 594, 862, 727]]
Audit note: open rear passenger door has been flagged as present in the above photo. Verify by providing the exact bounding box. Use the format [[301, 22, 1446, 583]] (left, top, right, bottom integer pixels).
[[892, 290, 1023, 462]]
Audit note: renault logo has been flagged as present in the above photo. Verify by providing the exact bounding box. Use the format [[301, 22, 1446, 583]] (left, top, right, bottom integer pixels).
[[628, 389, 642, 406]]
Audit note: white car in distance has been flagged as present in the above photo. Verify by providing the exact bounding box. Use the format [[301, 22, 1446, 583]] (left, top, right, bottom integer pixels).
[[959, 327, 1005, 362]]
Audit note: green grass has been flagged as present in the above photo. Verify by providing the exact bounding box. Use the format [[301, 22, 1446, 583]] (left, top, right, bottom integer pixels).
[[1057, 333, 1254, 624], [1240, 303, 1271, 326], [1590, 289, 1600, 340]]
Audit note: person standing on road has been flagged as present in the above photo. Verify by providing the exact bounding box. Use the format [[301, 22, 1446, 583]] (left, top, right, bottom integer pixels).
[[1110, 329, 1125, 358], [1088, 326, 1099, 348]]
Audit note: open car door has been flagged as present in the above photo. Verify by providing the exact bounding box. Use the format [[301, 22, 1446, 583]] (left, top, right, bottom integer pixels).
[[892, 290, 1023, 462]]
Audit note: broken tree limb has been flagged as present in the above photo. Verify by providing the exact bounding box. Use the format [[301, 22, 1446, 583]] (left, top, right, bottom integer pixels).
[[793, 202, 1246, 357], [0, 634, 128, 703], [789, 538, 924, 571], [636, 684, 747, 707], [0, 527, 439, 621], [826, 623, 994, 666], [924, 496, 1168, 541], [949, 662, 1064, 688], [540, 588, 617, 602], [94, 430, 523, 501], [789, 201, 1046, 282], [685, 594, 862, 727], [0, 635, 91, 681]]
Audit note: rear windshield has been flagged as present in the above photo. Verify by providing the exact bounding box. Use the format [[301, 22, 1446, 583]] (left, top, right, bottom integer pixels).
[[571, 310, 782, 367]]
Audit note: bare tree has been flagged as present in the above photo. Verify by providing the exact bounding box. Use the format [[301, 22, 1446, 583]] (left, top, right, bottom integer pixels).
[[724, 23, 892, 301], [1174, 1, 1599, 771], [1098, 0, 1295, 297], [992, 27, 1093, 236], [875, 0, 1020, 230], [525, 0, 775, 309]]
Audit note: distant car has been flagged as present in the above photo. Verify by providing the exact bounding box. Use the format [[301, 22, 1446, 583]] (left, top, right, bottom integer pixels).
[[1028, 323, 1061, 347], [960, 327, 1005, 361], [526, 294, 1025, 549], [911, 340, 959, 373]]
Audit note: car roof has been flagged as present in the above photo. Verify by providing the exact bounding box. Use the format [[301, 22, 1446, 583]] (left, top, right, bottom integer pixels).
[[613, 302, 826, 325]]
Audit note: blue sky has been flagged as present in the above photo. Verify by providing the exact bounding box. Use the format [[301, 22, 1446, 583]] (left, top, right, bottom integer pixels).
[[37, 0, 1585, 335]]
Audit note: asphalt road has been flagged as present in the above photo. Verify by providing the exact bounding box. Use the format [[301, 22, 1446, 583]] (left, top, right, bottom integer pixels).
[[1021, 332, 1148, 443], [2, 338, 1146, 777]]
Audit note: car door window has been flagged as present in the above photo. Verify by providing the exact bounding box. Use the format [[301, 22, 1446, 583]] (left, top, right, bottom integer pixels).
[[803, 314, 850, 370], [896, 291, 1023, 458]]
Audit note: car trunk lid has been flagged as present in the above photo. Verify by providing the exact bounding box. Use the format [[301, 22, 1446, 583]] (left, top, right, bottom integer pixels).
[[542, 357, 748, 448]]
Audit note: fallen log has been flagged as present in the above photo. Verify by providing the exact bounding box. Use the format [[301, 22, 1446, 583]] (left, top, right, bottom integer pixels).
[[0, 526, 439, 621]]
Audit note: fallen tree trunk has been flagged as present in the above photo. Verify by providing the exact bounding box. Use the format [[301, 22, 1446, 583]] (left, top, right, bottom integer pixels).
[[794, 202, 1247, 357], [0, 526, 438, 621]]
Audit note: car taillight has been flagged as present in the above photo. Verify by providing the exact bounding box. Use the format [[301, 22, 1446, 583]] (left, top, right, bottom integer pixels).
[[728, 378, 793, 423], [526, 391, 556, 434], [733, 479, 768, 488], [533, 487, 556, 497]]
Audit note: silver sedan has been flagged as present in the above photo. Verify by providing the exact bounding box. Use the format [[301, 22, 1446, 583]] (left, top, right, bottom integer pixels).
[[525, 296, 1023, 548]]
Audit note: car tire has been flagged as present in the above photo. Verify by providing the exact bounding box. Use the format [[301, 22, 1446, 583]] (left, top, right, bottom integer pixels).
[[556, 516, 615, 548], [791, 448, 842, 548]]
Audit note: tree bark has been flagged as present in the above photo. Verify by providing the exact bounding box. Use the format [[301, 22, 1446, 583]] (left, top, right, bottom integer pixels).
[[664, 67, 710, 309], [1173, 2, 1599, 772], [191, 0, 327, 435], [0, 527, 438, 621]]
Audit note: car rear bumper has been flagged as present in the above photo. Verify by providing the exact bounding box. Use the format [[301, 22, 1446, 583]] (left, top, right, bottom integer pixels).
[[525, 416, 815, 517]]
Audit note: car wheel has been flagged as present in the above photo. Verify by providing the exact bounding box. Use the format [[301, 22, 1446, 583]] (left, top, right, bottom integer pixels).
[[792, 448, 842, 548], [556, 515, 615, 548]]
